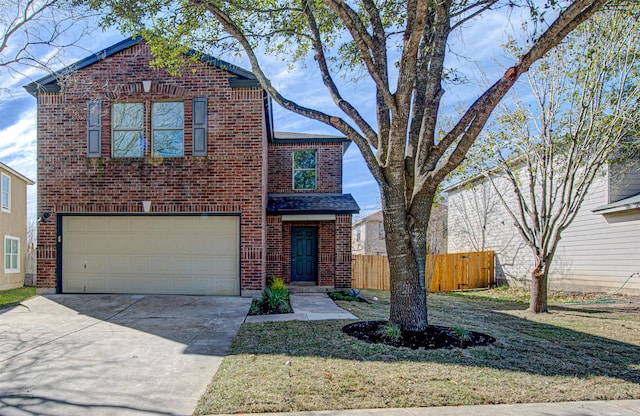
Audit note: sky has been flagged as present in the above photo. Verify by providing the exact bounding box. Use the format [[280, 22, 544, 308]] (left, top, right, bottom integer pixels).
[[0, 5, 529, 224]]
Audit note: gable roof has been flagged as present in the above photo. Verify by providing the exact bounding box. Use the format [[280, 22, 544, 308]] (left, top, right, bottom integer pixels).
[[352, 210, 383, 227], [0, 161, 35, 185], [23, 37, 259, 95]]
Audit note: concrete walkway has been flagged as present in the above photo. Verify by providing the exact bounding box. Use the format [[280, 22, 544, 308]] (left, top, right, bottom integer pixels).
[[244, 293, 356, 323], [0, 294, 251, 416], [214, 400, 640, 416]]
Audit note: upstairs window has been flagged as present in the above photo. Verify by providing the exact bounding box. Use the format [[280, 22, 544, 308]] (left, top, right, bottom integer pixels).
[[152, 102, 184, 157], [112, 103, 144, 157], [4, 236, 19, 273], [293, 150, 317, 190], [1, 174, 9, 212]]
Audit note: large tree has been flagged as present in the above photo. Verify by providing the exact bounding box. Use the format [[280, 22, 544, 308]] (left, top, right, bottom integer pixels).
[[91, 0, 614, 330], [466, 7, 639, 313]]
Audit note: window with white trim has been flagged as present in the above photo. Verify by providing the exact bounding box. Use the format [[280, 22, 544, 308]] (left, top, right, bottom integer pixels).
[[293, 150, 317, 190], [1, 173, 9, 212], [152, 101, 184, 157], [4, 236, 19, 273]]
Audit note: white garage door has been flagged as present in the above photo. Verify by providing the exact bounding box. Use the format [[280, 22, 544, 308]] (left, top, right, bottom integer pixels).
[[62, 215, 239, 295]]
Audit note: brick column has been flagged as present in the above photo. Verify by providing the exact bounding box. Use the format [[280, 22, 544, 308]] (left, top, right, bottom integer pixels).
[[335, 214, 352, 288]]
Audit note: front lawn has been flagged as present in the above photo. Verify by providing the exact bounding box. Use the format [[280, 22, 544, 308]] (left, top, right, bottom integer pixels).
[[195, 288, 640, 415], [0, 287, 36, 309]]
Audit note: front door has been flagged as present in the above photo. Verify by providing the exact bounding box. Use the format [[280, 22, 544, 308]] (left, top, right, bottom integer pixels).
[[291, 227, 318, 282]]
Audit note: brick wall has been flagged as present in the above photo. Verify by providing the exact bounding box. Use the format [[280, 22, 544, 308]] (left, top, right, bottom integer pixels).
[[265, 217, 351, 288], [268, 142, 343, 193], [335, 214, 353, 288], [36, 42, 267, 292]]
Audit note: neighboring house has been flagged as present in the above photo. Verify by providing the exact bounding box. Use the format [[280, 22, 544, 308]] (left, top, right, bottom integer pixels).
[[352, 211, 386, 255], [446, 159, 640, 294], [25, 37, 359, 296], [0, 162, 35, 291], [352, 206, 448, 255]]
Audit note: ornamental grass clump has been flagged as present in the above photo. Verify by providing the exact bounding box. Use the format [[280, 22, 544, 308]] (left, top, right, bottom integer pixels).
[[249, 276, 292, 315]]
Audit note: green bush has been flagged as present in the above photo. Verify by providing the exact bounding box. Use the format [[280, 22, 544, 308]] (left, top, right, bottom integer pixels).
[[248, 276, 292, 315], [270, 276, 287, 292], [328, 288, 364, 302]]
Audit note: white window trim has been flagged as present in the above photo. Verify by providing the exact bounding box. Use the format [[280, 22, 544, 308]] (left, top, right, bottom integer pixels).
[[1, 173, 10, 213], [4, 235, 20, 274]]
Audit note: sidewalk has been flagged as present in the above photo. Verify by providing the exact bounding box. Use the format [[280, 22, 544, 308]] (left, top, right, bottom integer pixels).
[[244, 293, 357, 323], [215, 400, 640, 415]]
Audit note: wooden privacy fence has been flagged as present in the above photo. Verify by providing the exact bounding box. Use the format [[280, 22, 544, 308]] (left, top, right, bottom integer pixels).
[[352, 251, 495, 292]]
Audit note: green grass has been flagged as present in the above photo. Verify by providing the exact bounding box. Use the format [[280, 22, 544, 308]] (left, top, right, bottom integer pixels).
[[195, 289, 640, 415], [0, 287, 36, 309], [444, 286, 631, 305]]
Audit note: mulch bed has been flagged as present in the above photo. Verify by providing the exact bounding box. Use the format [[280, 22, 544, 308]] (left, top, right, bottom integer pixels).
[[343, 320, 496, 350]]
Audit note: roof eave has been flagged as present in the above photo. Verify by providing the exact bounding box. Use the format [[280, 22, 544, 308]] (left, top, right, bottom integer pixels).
[[592, 203, 640, 215], [23, 37, 144, 96], [267, 208, 360, 215], [0, 162, 35, 185], [23, 36, 259, 96], [229, 78, 261, 88]]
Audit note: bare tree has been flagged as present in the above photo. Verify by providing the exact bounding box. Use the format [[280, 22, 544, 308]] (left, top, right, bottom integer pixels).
[[479, 7, 640, 313], [89, 0, 617, 330], [0, 0, 99, 90]]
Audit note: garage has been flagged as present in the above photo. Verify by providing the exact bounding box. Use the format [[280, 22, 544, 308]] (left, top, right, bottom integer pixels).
[[61, 215, 240, 295]]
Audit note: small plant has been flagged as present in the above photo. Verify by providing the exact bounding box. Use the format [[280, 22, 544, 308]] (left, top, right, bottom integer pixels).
[[270, 276, 287, 292], [248, 276, 292, 315], [328, 288, 364, 302], [451, 325, 471, 342], [263, 286, 288, 310], [376, 323, 401, 342], [347, 288, 362, 299], [249, 298, 261, 315]]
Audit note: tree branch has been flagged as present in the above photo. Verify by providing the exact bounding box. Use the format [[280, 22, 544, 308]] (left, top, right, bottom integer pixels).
[[197, 0, 386, 185]]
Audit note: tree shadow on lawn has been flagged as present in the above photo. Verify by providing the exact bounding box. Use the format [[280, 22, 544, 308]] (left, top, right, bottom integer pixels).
[[227, 295, 640, 385]]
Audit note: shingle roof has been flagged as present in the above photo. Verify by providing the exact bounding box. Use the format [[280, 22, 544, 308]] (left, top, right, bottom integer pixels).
[[267, 193, 360, 215], [23, 37, 259, 95]]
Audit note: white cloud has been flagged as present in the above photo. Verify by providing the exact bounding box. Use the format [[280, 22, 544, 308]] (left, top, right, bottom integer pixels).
[[0, 106, 38, 220]]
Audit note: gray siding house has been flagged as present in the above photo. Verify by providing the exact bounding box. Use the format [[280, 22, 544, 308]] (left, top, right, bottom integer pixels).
[[446, 159, 640, 294]]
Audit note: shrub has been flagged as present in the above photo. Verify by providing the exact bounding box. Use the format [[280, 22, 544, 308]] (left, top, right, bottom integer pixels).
[[376, 323, 401, 342], [451, 325, 471, 342], [328, 289, 364, 302], [248, 276, 292, 315], [270, 276, 287, 292]]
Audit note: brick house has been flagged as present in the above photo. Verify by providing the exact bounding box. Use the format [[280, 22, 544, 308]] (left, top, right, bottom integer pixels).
[[25, 37, 359, 295]]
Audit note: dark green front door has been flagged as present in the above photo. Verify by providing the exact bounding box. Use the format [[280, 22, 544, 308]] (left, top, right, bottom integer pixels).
[[291, 227, 318, 282]]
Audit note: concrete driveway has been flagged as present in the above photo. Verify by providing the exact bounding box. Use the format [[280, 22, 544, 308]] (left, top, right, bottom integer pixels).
[[0, 294, 252, 416]]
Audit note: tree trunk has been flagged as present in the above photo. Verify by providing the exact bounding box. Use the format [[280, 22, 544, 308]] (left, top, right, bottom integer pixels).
[[529, 262, 549, 313], [388, 244, 428, 331], [382, 186, 429, 332]]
